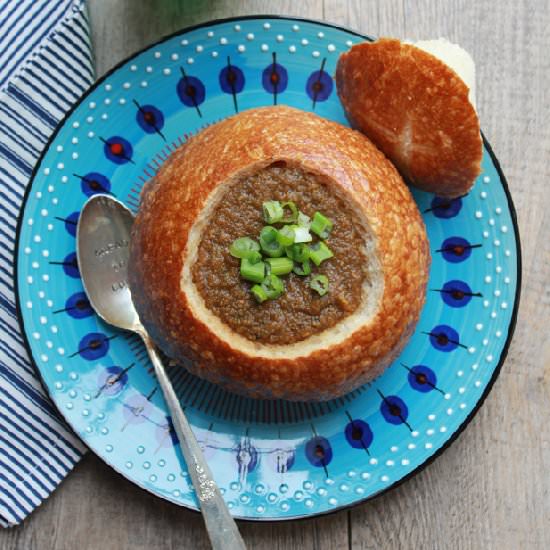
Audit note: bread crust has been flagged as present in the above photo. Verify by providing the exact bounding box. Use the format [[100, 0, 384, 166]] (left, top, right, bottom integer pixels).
[[336, 38, 483, 198], [128, 106, 430, 401]]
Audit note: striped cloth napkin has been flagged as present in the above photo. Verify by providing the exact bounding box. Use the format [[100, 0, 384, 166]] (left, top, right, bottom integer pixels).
[[0, 0, 95, 527]]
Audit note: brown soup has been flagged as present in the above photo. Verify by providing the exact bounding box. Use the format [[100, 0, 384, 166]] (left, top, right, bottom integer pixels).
[[192, 163, 368, 345]]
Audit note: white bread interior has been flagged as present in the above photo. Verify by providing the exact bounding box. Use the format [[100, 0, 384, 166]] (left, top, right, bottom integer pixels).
[[407, 38, 477, 108], [180, 160, 384, 360]]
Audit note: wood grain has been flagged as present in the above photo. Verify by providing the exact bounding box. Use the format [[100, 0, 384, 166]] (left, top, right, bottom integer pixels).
[[1, 0, 549, 548]]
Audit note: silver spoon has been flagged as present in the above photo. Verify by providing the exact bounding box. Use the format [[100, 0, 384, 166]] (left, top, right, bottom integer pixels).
[[76, 194, 246, 550]]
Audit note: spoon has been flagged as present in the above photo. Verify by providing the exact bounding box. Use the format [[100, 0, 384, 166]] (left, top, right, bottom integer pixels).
[[76, 194, 246, 550]]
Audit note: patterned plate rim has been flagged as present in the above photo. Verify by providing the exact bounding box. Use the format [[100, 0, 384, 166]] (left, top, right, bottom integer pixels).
[[13, 14, 522, 522]]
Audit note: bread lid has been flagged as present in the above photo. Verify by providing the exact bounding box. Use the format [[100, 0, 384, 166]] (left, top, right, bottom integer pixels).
[[336, 38, 483, 198]]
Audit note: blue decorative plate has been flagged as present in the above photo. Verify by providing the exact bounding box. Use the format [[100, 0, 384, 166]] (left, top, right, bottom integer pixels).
[[15, 16, 520, 520]]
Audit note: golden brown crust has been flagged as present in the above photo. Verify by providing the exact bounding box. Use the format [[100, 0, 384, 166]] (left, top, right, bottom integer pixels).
[[336, 38, 483, 198], [128, 106, 430, 401]]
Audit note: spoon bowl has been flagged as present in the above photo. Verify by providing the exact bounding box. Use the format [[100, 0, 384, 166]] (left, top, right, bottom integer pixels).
[[76, 195, 139, 331]]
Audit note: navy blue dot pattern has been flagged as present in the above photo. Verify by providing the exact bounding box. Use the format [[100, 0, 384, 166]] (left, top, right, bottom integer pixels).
[[177, 74, 206, 108], [429, 324, 461, 352], [344, 419, 373, 450], [76, 332, 110, 360], [80, 172, 110, 197], [305, 436, 333, 468], [380, 395, 409, 426], [136, 104, 165, 135], [408, 365, 438, 393], [103, 136, 133, 164], [64, 291, 92, 319]]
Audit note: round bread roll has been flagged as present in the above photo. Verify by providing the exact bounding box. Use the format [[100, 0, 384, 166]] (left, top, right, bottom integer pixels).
[[128, 106, 430, 401], [336, 38, 483, 198]]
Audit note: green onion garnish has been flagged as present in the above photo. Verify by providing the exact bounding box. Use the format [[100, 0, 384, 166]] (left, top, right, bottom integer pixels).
[[266, 257, 294, 276], [285, 243, 310, 263], [293, 259, 312, 276], [276, 225, 295, 247], [297, 211, 311, 227], [229, 237, 262, 263], [251, 284, 268, 303], [310, 211, 334, 239], [310, 274, 329, 296], [240, 258, 265, 283], [229, 200, 337, 302], [281, 201, 298, 224], [289, 225, 312, 243], [309, 241, 333, 266], [261, 274, 284, 299], [262, 201, 284, 224], [259, 226, 284, 257]]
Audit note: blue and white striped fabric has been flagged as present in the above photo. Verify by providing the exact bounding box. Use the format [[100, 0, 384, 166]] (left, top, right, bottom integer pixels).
[[0, 0, 93, 527]]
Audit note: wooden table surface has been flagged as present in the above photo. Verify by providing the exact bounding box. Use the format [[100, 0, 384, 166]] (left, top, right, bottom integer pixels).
[[1, 0, 548, 548]]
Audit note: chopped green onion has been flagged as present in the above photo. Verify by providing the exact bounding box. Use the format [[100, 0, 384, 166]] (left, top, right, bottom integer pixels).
[[240, 258, 265, 283], [310, 211, 334, 239], [229, 237, 261, 263], [285, 243, 310, 263], [262, 201, 284, 223], [266, 257, 294, 276], [276, 225, 295, 247], [309, 241, 334, 266], [261, 274, 284, 299], [281, 201, 298, 224], [297, 211, 311, 227], [251, 284, 268, 303], [260, 226, 284, 257], [231, 201, 336, 302], [310, 274, 329, 296], [289, 225, 312, 243], [293, 259, 312, 276]]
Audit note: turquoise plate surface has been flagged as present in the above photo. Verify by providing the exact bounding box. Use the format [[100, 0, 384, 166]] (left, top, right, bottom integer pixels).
[[15, 16, 520, 520]]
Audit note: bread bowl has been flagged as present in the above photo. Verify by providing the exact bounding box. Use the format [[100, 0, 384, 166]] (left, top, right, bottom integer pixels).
[[336, 38, 483, 198], [128, 106, 430, 401]]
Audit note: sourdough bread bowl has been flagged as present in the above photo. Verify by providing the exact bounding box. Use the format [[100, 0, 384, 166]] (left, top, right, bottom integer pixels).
[[336, 38, 483, 198], [128, 106, 430, 401]]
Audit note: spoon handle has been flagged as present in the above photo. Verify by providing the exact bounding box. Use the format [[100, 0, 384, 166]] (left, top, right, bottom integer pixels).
[[140, 331, 247, 550]]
